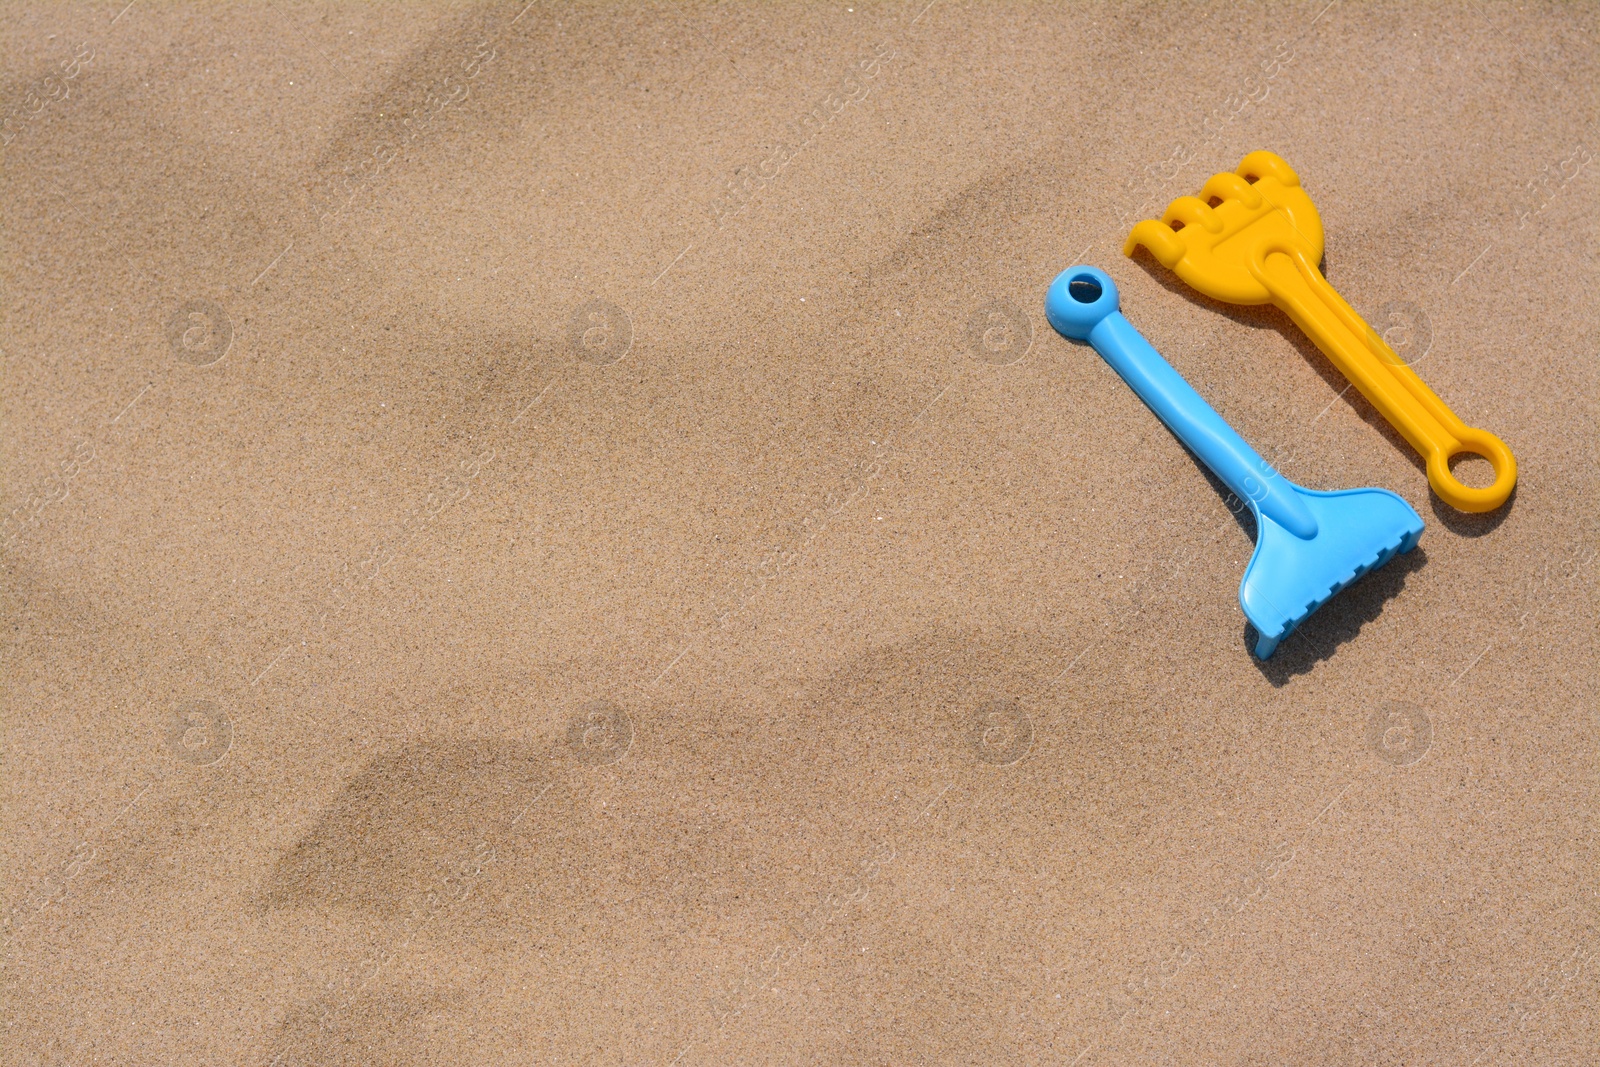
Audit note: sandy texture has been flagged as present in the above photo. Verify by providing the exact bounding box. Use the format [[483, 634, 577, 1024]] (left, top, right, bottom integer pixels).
[[3, 1, 1597, 1063]]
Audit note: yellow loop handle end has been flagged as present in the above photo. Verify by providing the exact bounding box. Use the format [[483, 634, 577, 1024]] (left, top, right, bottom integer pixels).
[[1426, 428, 1517, 513]]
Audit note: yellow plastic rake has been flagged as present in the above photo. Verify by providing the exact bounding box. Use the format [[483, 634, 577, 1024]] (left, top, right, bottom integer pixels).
[[1125, 151, 1516, 513]]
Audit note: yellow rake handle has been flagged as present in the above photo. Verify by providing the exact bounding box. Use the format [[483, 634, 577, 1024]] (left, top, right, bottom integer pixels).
[[1259, 248, 1516, 512]]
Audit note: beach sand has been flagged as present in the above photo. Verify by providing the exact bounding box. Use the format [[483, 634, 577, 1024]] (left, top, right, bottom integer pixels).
[[3, 2, 1596, 1063]]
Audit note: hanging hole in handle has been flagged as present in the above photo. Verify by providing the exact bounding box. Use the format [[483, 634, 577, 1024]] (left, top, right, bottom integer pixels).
[[1068, 275, 1103, 303], [1446, 453, 1496, 490], [1428, 431, 1517, 513]]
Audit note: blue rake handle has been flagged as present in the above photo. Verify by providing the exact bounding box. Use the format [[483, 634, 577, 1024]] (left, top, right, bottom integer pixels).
[[1044, 265, 1314, 538]]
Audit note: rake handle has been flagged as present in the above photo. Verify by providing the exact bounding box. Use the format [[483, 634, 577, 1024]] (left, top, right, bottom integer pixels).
[[1258, 250, 1517, 513], [1046, 266, 1317, 539]]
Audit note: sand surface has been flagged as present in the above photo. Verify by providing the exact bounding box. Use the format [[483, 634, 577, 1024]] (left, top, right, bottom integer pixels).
[[3, 1, 1597, 1064]]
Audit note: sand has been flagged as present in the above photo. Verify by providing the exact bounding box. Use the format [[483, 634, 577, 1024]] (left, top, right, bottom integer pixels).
[[3, 1, 1597, 1063]]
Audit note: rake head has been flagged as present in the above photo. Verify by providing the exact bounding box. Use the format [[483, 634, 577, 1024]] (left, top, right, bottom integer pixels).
[[1124, 150, 1325, 306], [1242, 484, 1423, 658]]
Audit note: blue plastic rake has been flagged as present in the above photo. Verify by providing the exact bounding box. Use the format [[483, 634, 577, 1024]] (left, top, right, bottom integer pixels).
[[1044, 265, 1423, 658]]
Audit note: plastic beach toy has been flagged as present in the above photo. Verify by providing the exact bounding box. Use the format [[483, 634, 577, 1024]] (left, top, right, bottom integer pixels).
[[1124, 150, 1515, 513], [1044, 265, 1423, 659]]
